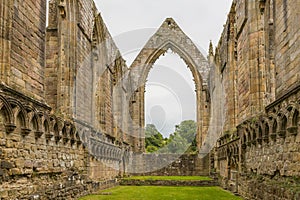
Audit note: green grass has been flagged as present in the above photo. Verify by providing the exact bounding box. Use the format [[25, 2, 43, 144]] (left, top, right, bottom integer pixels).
[[79, 186, 243, 200], [123, 176, 212, 181]]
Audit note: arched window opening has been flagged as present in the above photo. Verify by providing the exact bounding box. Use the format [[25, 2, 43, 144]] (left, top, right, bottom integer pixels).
[[247, 130, 251, 143], [30, 116, 38, 131], [145, 50, 197, 154], [44, 120, 49, 133], [281, 116, 287, 131], [272, 120, 277, 133], [62, 126, 67, 137], [243, 133, 247, 144], [265, 123, 270, 136], [252, 129, 257, 141], [264, 123, 270, 143], [0, 107, 9, 125], [54, 123, 59, 136], [16, 112, 25, 128], [292, 110, 299, 127], [258, 126, 262, 138]]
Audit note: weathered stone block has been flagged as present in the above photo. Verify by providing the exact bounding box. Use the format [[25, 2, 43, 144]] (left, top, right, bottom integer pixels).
[[0, 168, 4, 176], [10, 168, 21, 175], [15, 159, 25, 168], [1, 161, 14, 169], [24, 160, 33, 169], [0, 190, 9, 198]]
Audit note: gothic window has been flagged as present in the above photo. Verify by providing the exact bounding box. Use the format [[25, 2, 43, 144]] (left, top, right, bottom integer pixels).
[[264, 123, 269, 137], [281, 116, 287, 131], [272, 120, 277, 133], [292, 110, 299, 127]]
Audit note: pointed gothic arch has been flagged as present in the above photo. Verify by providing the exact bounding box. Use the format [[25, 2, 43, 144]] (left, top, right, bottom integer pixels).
[[129, 18, 210, 152]]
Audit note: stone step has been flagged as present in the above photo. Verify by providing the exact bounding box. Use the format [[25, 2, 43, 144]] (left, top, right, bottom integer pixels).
[[120, 179, 219, 187]]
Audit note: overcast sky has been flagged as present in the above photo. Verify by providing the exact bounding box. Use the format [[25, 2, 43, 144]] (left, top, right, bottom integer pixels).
[[145, 51, 196, 136], [95, 0, 232, 58], [45, 1, 232, 136], [93, 0, 232, 137]]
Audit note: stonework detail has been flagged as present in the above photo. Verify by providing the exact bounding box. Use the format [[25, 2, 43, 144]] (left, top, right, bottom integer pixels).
[[129, 18, 210, 152], [0, 0, 299, 199], [130, 154, 209, 177], [0, 0, 133, 199], [1, 0, 46, 101], [211, 0, 300, 199]]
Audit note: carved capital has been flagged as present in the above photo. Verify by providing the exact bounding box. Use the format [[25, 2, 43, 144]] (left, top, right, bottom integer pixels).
[[58, 0, 66, 18], [259, 0, 266, 13], [45, 133, 54, 140], [21, 128, 31, 137], [35, 131, 44, 139], [270, 133, 277, 140], [5, 124, 16, 134], [277, 130, 286, 138], [287, 126, 298, 136]]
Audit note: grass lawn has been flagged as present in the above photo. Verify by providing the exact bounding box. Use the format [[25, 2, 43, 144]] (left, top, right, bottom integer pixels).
[[79, 186, 243, 200], [123, 176, 212, 181]]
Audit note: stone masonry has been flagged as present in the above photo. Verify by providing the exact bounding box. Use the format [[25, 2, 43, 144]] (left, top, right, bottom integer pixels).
[[129, 18, 210, 152], [210, 0, 300, 199], [0, 0, 299, 199], [0, 0, 135, 199]]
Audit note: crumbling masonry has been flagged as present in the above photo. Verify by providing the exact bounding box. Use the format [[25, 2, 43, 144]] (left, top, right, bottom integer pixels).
[[0, 0, 299, 199]]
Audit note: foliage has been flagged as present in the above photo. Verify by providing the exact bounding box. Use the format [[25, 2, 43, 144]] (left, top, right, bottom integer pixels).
[[145, 124, 166, 153], [163, 120, 197, 154], [163, 132, 189, 153], [79, 186, 243, 200], [174, 120, 197, 143], [145, 120, 197, 154]]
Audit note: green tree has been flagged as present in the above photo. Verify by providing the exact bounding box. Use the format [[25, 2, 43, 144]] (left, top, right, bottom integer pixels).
[[146, 145, 158, 153], [174, 120, 197, 144], [166, 132, 189, 153], [165, 120, 197, 154], [145, 124, 165, 153], [144, 121, 197, 154]]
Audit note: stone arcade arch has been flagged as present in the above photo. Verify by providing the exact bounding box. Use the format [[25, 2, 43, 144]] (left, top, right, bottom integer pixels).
[[129, 18, 210, 152]]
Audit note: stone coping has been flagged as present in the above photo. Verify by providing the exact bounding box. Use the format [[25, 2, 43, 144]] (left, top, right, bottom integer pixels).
[[120, 179, 219, 187]]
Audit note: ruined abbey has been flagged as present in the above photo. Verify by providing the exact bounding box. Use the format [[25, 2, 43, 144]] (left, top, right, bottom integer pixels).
[[0, 0, 299, 199]]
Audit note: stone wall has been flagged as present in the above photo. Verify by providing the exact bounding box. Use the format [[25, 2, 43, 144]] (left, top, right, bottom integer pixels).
[[211, 0, 300, 199], [0, 0, 46, 101], [129, 18, 210, 152], [120, 179, 217, 187], [1, 0, 299, 199], [214, 88, 300, 199], [45, 0, 133, 146], [274, 0, 300, 97], [0, 0, 134, 199], [0, 87, 88, 199], [129, 154, 209, 176], [0, 85, 127, 199]]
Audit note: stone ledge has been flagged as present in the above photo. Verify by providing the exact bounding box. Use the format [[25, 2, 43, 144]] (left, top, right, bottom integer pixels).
[[266, 82, 300, 111], [0, 83, 51, 111], [120, 179, 219, 187]]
